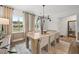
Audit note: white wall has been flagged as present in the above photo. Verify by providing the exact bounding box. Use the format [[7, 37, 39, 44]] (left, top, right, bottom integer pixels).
[[45, 17, 59, 31], [58, 18, 67, 35], [45, 15, 77, 36], [58, 15, 77, 36]]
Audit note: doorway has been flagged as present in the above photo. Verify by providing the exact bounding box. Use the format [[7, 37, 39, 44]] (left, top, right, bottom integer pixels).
[[68, 20, 76, 38]]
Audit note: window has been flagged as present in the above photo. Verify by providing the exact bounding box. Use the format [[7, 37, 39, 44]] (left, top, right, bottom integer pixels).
[[12, 15, 24, 33]]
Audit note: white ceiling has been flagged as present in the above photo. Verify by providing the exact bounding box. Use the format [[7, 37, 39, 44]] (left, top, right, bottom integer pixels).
[[9, 5, 79, 18]]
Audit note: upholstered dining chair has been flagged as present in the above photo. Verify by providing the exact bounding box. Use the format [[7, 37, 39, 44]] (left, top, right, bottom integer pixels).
[[39, 31, 60, 54], [0, 35, 17, 54], [0, 35, 11, 54]]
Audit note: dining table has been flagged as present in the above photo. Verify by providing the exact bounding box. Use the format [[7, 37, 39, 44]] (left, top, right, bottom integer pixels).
[[26, 31, 56, 54]]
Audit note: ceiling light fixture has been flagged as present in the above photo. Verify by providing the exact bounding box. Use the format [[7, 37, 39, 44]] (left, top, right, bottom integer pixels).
[[37, 5, 51, 34], [41, 5, 51, 34], [42, 5, 51, 22]]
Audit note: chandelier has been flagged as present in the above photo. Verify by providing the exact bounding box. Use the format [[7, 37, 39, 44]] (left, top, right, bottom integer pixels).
[[42, 5, 51, 21], [37, 5, 51, 34]]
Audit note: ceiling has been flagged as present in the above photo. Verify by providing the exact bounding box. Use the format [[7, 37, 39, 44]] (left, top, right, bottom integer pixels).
[[9, 5, 79, 18]]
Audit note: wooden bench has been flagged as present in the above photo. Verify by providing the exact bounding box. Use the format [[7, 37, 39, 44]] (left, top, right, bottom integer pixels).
[[12, 33, 25, 46], [12, 38, 24, 43]]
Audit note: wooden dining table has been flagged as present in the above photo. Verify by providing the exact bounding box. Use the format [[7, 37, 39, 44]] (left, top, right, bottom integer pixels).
[[26, 32, 55, 54]]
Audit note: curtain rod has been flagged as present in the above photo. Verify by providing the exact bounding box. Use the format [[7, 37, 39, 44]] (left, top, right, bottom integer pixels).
[[23, 11, 35, 16], [0, 5, 35, 16], [0, 5, 14, 10]]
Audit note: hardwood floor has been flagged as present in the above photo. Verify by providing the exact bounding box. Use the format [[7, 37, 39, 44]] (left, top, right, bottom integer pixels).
[[60, 36, 76, 43], [41, 36, 76, 54], [51, 36, 76, 54]]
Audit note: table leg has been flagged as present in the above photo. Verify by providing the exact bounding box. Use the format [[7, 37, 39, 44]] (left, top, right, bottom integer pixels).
[[31, 39, 36, 54], [48, 36, 51, 53], [54, 39, 56, 54], [26, 37, 29, 49], [31, 39, 40, 54], [37, 39, 41, 54]]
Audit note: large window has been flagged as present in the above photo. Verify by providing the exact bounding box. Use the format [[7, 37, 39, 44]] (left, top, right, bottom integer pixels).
[[12, 15, 24, 33]]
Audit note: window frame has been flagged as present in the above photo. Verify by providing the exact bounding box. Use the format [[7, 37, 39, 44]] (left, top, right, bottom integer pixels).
[[12, 15, 24, 33]]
